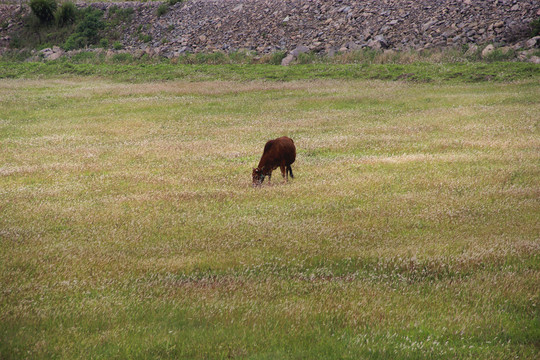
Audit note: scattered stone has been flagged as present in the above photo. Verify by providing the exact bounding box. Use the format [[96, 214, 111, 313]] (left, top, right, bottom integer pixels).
[[281, 54, 295, 66], [526, 36, 540, 48], [291, 45, 309, 57], [465, 44, 478, 55], [0, 0, 538, 59], [133, 49, 145, 58], [481, 44, 495, 58], [46, 52, 63, 61], [528, 56, 540, 64], [499, 46, 512, 54]]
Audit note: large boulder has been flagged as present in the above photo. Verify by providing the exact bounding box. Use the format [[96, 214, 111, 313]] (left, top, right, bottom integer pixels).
[[481, 44, 495, 58], [528, 56, 540, 64], [367, 35, 389, 50], [281, 45, 309, 66], [290, 45, 309, 57], [281, 54, 295, 66], [526, 36, 540, 48]]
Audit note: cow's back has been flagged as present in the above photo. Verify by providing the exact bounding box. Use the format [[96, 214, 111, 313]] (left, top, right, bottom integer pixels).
[[274, 137, 295, 165], [259, 137, 296, 169]]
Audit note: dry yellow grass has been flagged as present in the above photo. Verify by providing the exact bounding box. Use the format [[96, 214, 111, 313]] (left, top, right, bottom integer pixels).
[[0, 78, 539, 359]]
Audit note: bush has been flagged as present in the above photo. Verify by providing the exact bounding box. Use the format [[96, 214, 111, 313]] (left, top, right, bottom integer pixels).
[[483, 48, 515, 62], [157, 4, 169, 17], [108, 6, 134, 22], [70, 51, 96, 63], [55, 2, 77, 27], [168, 0, 184, 5], [111, 53, 133, 63], [267, 51, 287, 65], [228, 50, 253, 64], [30, 0, 58, 24], [9, 35, 22, 49], [63, 7, 104, 50], [99, 38, 109, 48], [139, 34, 152, 43], [195, 52, 227, 64], [531, 18, 540, 37], [296, 52, 317, 64], [113, 41, 123, 50]]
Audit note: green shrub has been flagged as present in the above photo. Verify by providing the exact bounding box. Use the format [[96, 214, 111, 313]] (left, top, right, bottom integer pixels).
[[30, 0, 58, 24], [63, 7, 104, 50], [296, 52, 316, 64], [157, 4, 169, 17], [113, 41, 123, 50], [267, 51, 286, 65], [139, 34, 152, 43], [111, 53, 133, 63], [70, 51, 96, 63], [55, 1, 77, 27], [228, 50, 253, 64], [168, 0, 184, 5], [194, 52, 227, 64], [99, 38, 109, 48], [483, 48, 515, 62], [530, 18, 540, 37], [108, 6, 134, 22], [63, 33, 84, 50], [9, 35, 22, 49]]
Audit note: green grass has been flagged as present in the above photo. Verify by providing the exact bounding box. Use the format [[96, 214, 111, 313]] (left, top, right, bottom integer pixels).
[[0, 61, 539, 82], [0, 78, 539, 359]]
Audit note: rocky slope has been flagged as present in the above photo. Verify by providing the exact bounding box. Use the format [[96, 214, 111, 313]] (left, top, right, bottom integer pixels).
[[1, 0, 539, 58]]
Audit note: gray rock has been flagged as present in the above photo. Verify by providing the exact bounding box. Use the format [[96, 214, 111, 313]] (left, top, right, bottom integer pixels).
[[481, 44, 495, 58], [281, 54, 295, 66], [291, 45, 309, 57], [528, 56, 540, 64], [368, 35, 389, 49], [133, 49, 145, 58], [526, 36, 540, 48], [46, 52, 63, 61], [1, 0, 537, 57], [465, 44, 478, 56]]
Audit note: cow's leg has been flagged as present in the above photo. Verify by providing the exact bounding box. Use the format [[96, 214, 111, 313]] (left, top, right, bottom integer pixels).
[[280, 164, 287, 182], [287, 165, 294, 179], [267, 172, 271, 184]]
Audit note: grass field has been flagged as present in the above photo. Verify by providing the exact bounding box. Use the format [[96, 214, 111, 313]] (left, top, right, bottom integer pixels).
[[1, 77, 539, 359]]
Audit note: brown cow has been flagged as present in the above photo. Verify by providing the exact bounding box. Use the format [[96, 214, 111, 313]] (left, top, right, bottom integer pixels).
[[252, 136, 296, 186]]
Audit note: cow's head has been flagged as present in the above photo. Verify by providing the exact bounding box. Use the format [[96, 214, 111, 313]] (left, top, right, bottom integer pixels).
[[252, 168, 264, 186]]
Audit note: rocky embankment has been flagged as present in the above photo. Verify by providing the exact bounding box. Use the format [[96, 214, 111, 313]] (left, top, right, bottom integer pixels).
[[1, 0, 539, 60]]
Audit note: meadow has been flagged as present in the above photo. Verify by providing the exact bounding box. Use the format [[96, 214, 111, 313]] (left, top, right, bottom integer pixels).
[[0, 75, 539, 358]]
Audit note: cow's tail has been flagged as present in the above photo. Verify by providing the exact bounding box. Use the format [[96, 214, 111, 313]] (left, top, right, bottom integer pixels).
[[287, 165, 294, 179]]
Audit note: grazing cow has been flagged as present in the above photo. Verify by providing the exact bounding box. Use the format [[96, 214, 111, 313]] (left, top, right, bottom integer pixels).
[[252, 136, 296, 186]]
